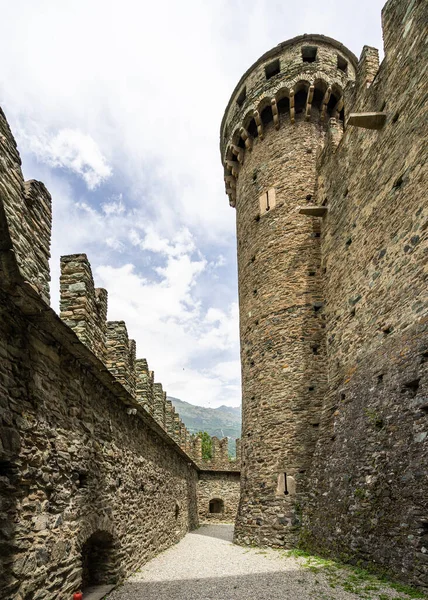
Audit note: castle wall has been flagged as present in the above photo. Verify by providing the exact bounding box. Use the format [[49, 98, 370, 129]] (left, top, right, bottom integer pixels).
[[0, 107, 219, 599], [303, 0, 428, 588], [221, 35, 357, 547], [0, 284, 199, 600], [197, 472, 240, 522]]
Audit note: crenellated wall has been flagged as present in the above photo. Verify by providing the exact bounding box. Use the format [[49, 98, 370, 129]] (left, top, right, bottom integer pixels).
[[0, 107, 240, 599]]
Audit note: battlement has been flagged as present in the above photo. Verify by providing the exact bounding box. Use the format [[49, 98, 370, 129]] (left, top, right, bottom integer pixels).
[[0, 107, 52, 302], [57, 251, 210, 462], [220, 35, 357, 207], [193, 435, 241, 472]]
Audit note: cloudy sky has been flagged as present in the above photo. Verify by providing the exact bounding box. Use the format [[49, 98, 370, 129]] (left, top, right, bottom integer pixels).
[[0, 0, 385, 408]]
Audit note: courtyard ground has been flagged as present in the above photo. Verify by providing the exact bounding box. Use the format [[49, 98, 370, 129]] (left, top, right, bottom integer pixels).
[[107, 524, 427, 600]]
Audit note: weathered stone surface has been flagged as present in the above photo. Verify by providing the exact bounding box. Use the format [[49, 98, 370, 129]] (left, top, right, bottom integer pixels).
[[197, 472, 240, 522], [220, 0, 427, 590], [0, 112, 240, 599]]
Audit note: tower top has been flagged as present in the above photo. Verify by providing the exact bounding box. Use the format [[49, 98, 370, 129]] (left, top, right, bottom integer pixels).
[[220, 34, 358, 204]]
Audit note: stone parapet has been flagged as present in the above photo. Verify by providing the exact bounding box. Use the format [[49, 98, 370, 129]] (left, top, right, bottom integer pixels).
[[0, 108, 52, 304], [60, 254, 107, 362], [135, 359, 154, 415], [106, 321, 136, 396]]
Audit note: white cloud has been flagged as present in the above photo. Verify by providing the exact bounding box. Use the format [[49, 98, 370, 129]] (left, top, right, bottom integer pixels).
[[0, 0, 385, 408], [17, 126, 112, 189]]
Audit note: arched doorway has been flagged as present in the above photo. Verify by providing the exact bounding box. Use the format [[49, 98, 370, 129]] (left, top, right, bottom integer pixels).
[[209, 498, 224, 514], [81, 530, 118, 591]]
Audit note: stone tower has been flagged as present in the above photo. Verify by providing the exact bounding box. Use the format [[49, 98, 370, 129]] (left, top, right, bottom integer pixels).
[[220, 35, 357, 546]]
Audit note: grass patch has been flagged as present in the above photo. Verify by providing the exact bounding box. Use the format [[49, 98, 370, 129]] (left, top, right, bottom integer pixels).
[[280, 548, 427, 599]]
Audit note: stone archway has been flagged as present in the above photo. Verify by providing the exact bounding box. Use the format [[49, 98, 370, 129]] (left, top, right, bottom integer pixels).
[[209, 498, 224, 514], [81, 530, 118, 593]]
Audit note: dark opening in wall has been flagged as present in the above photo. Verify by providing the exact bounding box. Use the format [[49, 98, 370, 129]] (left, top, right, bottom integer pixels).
[[377, 374, 384, 385], [277, 96, 290, 114], [261, 105, 274, 126], [294, 89, 307, 115], [0, 460, 16, 479], [313, 232, 321, 238], [265, 58, 280, 79], [236, 87, 246, 107], [337, 55, 348, 73], [383, 326, 393, 336], [78, 472, 88, 488], [392, 112, 400, 123], [309, 271, 316, 276], [209, 498, 224, 514], [306, 194, 312, 202], [311, 345, 319, 355], [346, 237, 352, 247], [393, 174, 404, 190], [248, 118, 258, 138], [402, 378, 420, 397], [308, 386, 315, 391], [312, 423, 320, 428], [81, 531, 117, 591], [302, 46, 317, 62]]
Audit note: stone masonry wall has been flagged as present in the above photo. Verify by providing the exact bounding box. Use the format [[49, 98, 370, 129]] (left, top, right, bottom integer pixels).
[[0, 285, 199, 600], [221, 35, 357, 547], [197, 472, 240, 522], [0, 108, 51, 304], [303, 0, 428, 588], [0, 105, 239, 599]]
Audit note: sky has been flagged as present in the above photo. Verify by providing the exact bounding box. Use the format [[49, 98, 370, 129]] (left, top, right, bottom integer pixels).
[[0, 0, 385, 408]]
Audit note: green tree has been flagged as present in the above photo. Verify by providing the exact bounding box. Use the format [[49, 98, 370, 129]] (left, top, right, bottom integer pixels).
[[198, 431, 213, 459]]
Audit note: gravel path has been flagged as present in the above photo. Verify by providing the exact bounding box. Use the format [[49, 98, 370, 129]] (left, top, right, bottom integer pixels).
[[107, 524, 425, 600]]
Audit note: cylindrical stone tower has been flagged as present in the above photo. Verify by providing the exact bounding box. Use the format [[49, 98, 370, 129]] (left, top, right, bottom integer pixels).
[[220, 35, 357, 546]]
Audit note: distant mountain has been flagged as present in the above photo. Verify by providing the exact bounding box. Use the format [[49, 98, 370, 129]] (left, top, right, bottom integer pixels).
[[168, 397, 241, 457]]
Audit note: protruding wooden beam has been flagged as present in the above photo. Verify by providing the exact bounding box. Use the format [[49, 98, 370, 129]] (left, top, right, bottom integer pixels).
[[305, 85, 315, 121], [240, 127, 253, 151], [347, 112, 387, 130], [253, 110, 264, 140], [271, 98, 280, 130], [228, 194, 236, 208], [230, 144, 244, 164], [320, 87, 332, 122], [299, 206, 328, 217], [224, 160, 239, 178], [289, 90, 295, 124]]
